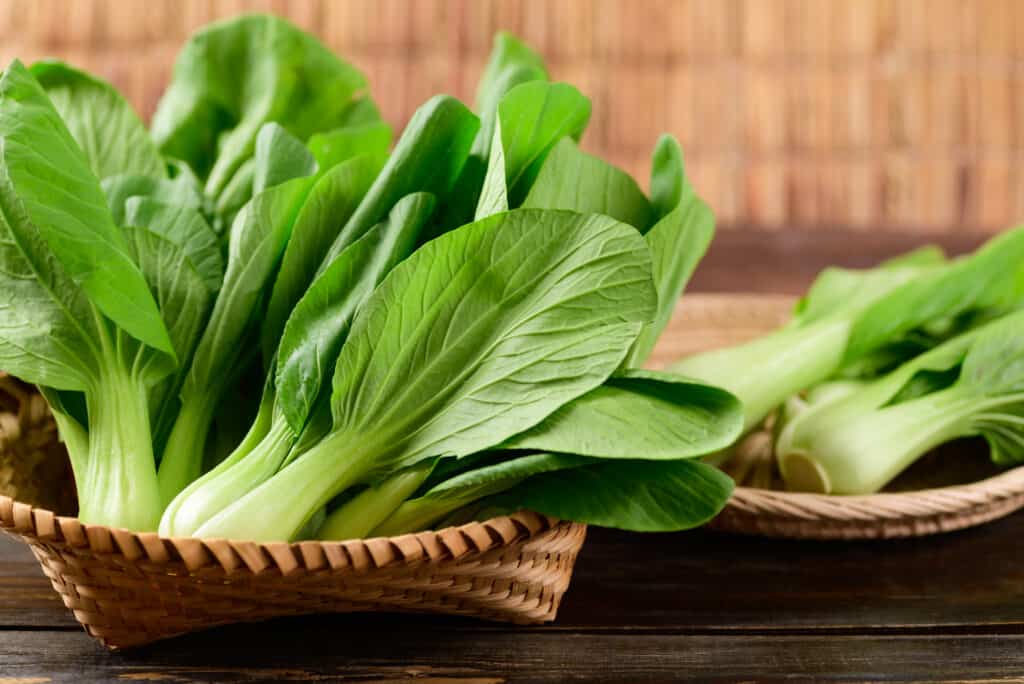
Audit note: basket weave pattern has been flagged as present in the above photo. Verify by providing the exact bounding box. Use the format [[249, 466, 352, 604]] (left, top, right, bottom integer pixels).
[[0, 375, 585, 649], [660, 294, 1024, 540], [0, 497, 584, 649]]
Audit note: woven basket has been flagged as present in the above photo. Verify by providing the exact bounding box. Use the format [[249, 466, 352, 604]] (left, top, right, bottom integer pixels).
[[664, 294, 1024, 540], [0, 378, 586, 650]]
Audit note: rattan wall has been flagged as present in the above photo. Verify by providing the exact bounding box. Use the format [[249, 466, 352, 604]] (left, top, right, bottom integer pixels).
[[0, 0, 1019, 234]]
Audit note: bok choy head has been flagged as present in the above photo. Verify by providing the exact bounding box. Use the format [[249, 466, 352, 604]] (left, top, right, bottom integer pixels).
[[672, 228, 1024, 432], [776, 309, 1024, 494]]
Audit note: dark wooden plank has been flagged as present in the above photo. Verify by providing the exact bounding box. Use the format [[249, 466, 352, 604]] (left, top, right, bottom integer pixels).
[[4, 512, 1024, 634], [3, 628, 1024, 683], [562, 511, 1024, 632], [0, 535, 75, 628]]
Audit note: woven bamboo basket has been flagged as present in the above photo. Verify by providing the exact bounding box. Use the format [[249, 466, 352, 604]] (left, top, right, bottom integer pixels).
[[660, 294, 1024, 540], [0, 374, 586, 650]]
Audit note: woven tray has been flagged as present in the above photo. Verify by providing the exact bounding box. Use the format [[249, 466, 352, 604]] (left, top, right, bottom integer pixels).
[[0, 377, 585, 650], [662, 294, 1024, 540]]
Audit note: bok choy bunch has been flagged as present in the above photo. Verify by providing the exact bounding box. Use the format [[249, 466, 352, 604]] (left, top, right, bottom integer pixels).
[[674, 226, 1024, 495], [0, 15, 741, 540]]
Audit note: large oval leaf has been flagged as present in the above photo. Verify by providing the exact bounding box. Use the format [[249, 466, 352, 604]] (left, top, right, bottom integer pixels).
[[151, 14, 368, 198], [0, 60, 173, 355], [503, 369, 743, 459], [330, 208, 657, 466], [489, 458, 734, 532]]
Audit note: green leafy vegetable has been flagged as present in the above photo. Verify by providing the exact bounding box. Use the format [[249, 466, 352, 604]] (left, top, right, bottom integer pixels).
[[0, 61, 176, 529], [776, 310, 1024, 494], [673, 229, 1024, 431], [190, 209, 656, 541], [151, 13, 370, 209]]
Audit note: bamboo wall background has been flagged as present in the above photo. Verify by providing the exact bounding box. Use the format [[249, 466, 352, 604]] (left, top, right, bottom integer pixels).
[[0, 0, 1020, 235]]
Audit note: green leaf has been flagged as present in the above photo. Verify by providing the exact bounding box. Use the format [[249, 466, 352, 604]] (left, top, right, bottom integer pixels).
[[183, 174, 315, 399], [372, 452, 590, 536], [625, 194, 714, 367], [794, 246, 946, 325], [475, 81, 591, 218], [0, 164, 97, 390], [151, 14, 368, 198], [473, 32, 548, 161], [428, 33, 549, 239], [260, 154, 384, 358], [335, 97, 383, 128], [123, 227, 211, 383], [252, 123, 318, 194], [522, 138, 653, 230], [845, 228, 1024, 363], [102, 173, 205, 227], [0, 60, 173, 356], [503, 369, 743, 459], [317, 95, 479, 271], [489, 458, 734, 532], [308, 121, 392, 171], [276, 192, 436, 433], [124, 197, 223, 293], [329, 209, 656, 466], [30, 60, 165, 180], [648, 134, 689, 222]]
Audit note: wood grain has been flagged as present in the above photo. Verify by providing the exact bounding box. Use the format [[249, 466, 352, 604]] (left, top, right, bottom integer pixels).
[[2, 629, 1024, 682]]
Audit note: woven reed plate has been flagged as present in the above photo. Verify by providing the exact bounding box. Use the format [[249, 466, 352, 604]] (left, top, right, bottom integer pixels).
[[0, 375, 586, 649], [664, 294, 1024, 540]]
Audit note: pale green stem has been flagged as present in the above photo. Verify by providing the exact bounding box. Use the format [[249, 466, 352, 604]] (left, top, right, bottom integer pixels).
[[371, 495, 477, 537], [192, 431, 373, 542], [779, 388, 974, 495], [316, 462, 433, 541], [672, 318, 851, 432], [157, 393, 219, 506], [159, 409, 292, 538], [77, 368, 161, 531]]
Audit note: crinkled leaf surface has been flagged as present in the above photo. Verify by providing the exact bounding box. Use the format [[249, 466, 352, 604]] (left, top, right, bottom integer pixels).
[[276, 192, 436, 433], [30, 60, 165, 180], [329, 208, 657, 470], [0, 60, 173, 355]]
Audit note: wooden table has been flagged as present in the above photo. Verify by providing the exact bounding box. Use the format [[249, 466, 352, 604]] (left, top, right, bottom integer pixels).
[[4, 228, 1022, 683]]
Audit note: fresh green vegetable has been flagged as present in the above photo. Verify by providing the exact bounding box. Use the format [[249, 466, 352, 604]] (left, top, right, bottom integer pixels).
[[673, 229, 1024, 431], [191, 209, 656, 541], [159, 192, 438, 537], [31, 61, 166, 181], [0, 61, 175, 530], [362, 371, 743, 538], [0, 18, 742, 544], [156, 124, 321, 504], [776, 310, 1024, 494], [151, 14, 371, 217]]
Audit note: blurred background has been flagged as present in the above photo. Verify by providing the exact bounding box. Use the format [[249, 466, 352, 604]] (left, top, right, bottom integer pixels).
[[2, 0, 1019, 235]]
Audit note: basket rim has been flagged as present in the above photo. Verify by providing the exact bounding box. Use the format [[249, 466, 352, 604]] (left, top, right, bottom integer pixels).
[[0, 494, 569, 575], [728, 463, 1024, 517]]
